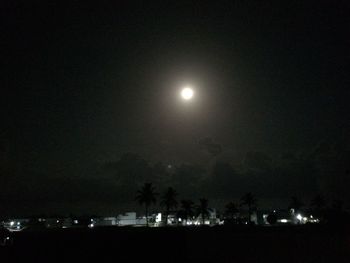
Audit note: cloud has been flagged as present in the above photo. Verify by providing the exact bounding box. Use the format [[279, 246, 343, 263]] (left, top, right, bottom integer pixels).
[[198, 137, 222, 157]]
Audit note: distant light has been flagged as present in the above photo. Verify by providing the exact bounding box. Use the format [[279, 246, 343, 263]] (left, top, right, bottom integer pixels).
[[181, 87, 194, 100], [155, 213, 162, 223], [10, 221, 14, 226], [74, 220, 78, 224], [303, 217, 308, 222], [88, 223, 94, 228], [296, 214, 302, 221], [56, 220, 59, 223], [17, 222, 20, 226], [310, 215, 313, 219], [280, 219, 288, 223]]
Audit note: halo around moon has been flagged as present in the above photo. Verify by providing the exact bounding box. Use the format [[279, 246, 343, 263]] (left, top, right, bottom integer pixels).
[[181, 87, 194, 100]]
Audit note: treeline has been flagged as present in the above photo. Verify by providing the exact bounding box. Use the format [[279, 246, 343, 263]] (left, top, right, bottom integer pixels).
[[135, 182, 348, 226], [135, 183, 258, 225]]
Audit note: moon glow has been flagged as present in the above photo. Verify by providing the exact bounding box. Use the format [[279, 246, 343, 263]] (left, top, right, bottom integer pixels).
[[181, 87, 194, 100]]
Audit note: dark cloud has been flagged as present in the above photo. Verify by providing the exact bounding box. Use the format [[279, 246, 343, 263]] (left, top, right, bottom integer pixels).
[[198, 137, 222, 157]]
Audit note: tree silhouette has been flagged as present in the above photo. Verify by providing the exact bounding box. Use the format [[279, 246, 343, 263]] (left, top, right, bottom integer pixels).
[[160, 187, 178, 226], [225, 202, 239, 221], [179, 200, 195, 224], [135, 183, 158, 226], [240, 193, 257, 224], [197, 198, 210, 225]]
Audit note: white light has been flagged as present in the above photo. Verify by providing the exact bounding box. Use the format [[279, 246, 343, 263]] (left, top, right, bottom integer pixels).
[[10, 221, 14, 226], [155, 213, 162, 223], [280, 219, 288, 223], [181, 87, 194, 100], [296, 214, 302, 221]]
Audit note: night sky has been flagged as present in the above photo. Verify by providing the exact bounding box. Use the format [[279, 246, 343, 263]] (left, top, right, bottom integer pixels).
[[1, 1, 350, 216]]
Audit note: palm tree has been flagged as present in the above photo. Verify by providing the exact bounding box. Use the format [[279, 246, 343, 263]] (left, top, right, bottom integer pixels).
[[225, 202, 239, 221], [179, 200, 194, 224], [135, 183, 158, 226], [288, 196, 304, 213], [240, 193, 257, 224], [160, 187, 178, 225], [197, 198, 210, 225]]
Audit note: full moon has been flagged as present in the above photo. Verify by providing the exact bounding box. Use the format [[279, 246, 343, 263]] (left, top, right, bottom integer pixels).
[[181, 87, 194, 100]]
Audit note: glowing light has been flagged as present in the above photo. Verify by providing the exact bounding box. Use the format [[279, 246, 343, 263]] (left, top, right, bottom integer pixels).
[[280, 219, 288, 223], [155, 213, 162, 223], [296, 214, 302, 221], [10, 221, 14, 226], [181, 87, 194, 100]]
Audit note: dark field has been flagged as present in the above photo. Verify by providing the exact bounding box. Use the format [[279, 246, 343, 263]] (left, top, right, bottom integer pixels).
[[1, 225, 350, 263]]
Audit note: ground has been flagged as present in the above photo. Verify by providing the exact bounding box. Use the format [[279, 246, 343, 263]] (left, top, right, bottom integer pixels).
[[1, 225, 350, 262]]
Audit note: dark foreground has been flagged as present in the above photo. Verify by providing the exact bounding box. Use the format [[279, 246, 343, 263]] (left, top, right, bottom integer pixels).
[[1, 225, 350, 262]]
